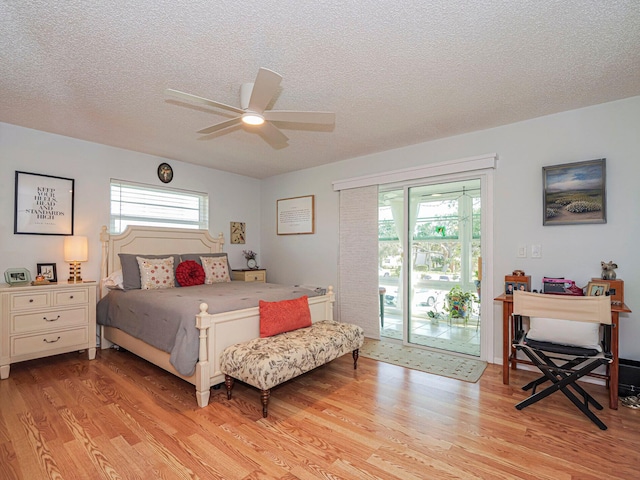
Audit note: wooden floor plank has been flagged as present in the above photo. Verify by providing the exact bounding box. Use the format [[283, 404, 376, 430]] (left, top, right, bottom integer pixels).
[[1, 348, 639, 479]]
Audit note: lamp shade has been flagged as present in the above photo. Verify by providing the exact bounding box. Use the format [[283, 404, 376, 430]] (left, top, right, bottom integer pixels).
[[64, 236, 88, 262]]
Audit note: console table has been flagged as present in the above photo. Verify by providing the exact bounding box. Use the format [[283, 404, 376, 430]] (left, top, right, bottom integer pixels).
[[495, 293, 631, 409]]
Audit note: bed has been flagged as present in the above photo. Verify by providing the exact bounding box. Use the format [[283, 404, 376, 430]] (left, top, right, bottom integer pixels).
[[97, 225, 335, 407]]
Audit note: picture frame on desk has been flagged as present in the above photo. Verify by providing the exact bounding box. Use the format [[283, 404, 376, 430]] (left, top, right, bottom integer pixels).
[[505, 282, 515, 295], [586, 281, 609, 297]]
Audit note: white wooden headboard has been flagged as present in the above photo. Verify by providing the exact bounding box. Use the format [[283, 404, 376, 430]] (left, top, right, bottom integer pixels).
[[100, 225, 225, 283]]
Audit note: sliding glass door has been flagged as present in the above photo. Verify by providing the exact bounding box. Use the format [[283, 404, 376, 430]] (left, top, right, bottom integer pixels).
[[379, 179, 482, 356]]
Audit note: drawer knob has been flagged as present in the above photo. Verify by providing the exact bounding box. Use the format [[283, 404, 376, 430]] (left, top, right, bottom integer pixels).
[[29, 299, 34, 303], [43, 336, 61, 344], [44, 315, 61, 322], [69, 295, 74, 299]]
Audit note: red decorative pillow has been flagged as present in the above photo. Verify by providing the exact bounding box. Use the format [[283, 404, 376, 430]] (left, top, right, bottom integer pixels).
[[259, 295, 312, 337], [175, 260, 205, 287]]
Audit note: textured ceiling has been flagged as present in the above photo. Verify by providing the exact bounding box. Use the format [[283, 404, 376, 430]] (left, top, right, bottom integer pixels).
[[2, 1, 640, 179]]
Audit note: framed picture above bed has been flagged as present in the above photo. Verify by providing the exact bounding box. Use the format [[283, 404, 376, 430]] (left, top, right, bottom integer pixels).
[[277, 195, 315, 235], [14, 171, 75, 235]]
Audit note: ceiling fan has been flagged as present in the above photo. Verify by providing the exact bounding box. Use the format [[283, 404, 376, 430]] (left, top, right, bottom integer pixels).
[[166, 68, 335, 146]]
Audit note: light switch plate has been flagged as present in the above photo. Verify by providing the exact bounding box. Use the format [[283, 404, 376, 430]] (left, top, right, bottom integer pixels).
[[517, 245, 527, 258], [531, 244, 542, 258]]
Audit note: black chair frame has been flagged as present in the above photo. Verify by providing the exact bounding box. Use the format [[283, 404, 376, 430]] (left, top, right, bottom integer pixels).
[[514, 330, 612, 430]]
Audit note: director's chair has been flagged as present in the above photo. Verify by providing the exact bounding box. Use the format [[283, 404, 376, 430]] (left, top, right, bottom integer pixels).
[[512, 291, 612, 430]]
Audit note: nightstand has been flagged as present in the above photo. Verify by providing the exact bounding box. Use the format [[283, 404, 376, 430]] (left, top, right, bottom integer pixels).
[[231, 269, 266, 283], [0, 281, 97, 379]]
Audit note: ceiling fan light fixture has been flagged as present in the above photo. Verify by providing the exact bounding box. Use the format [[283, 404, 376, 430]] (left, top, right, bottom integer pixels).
[[241, 113, 265, 126]]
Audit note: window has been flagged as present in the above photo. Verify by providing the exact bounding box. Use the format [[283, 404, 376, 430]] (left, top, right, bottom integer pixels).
[[110, 179, 208, 234]]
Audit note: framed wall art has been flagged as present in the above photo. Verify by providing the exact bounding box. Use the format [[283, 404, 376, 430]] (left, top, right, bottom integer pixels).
[[230, 221, 246, 244], [14, 171, 75, 235], [37, 263, 58, 283], [277, 195, 315, 235], [543, 158, 606, 226]]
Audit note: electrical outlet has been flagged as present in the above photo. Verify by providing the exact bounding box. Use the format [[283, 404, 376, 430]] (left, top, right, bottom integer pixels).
[[531, 244, 542, 258], [517, 245, 527, 258]]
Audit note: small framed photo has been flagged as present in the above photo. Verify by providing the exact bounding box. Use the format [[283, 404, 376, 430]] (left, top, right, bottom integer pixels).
[[516, 282, 529, 292], [586, 281, 609, 297], [37, 263, 57, 283], [4, 268, 32, 285], [505, 282, 516, 295]]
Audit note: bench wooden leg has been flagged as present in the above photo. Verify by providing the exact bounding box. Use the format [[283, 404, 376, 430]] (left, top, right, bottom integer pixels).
[[225, 375, 234, 400], [261, 389, 271, 418], [353, 349, 359, 369]]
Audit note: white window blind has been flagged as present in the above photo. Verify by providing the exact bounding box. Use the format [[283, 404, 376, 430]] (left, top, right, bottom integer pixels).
[[338, 185, 380, 338], [110, 179, 208, 233]]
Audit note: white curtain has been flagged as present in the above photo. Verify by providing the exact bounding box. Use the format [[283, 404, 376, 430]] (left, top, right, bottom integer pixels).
[[338, 185, 380, 338]]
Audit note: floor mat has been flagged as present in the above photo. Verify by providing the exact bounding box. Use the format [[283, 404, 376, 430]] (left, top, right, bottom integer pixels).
[[359, 338, 487, 383]]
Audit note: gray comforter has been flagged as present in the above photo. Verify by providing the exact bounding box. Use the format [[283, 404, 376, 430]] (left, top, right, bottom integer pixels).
[[96, 282, 321, 376]]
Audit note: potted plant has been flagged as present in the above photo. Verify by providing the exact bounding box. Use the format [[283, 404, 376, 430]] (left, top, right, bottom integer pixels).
[[444, 285, 477, 319]]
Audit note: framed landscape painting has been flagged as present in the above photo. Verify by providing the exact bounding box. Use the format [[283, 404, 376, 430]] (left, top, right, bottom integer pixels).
[[543, 158, 606, 226]]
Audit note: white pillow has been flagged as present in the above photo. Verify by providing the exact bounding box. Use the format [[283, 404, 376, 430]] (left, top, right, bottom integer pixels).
[[136, 256, 175, 290], [527, 316, 602, 352], [103, 269, 124, 290], [201, 256, 230, 283]]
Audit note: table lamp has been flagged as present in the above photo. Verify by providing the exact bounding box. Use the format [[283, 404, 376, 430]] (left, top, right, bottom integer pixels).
[[64, 235, 88, 283]]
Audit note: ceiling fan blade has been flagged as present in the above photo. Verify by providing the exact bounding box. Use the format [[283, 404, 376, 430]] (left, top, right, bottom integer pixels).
[[258, 121, 289, 145], [166, 89, 244, 114], [263, 110, 336, 125], [197, 117, 242, 135], [247, 68, 282, 113]]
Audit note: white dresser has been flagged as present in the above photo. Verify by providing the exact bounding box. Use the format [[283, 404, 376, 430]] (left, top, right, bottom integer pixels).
[[0, 281, 97, 379]]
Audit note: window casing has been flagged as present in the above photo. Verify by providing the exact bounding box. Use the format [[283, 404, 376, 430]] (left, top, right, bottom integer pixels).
[[110, 179, 209, 234]]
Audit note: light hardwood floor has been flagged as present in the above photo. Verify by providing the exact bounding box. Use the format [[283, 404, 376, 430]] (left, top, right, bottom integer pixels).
[[1, 348, 639, 479]]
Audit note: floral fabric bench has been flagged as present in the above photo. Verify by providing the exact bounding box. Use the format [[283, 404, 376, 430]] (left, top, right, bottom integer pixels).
[[220, 320, 364, 417]]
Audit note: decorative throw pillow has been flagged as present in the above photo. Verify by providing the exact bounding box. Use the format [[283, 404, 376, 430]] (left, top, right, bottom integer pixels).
[[259, 295, 312, 337], [527, 316, 602, 352], [180, 253, 231, 274], [201, 256, 231, 283], [175, 260, 205, 287], [119, 253, 180, 290], [136, 256, 175, 290]]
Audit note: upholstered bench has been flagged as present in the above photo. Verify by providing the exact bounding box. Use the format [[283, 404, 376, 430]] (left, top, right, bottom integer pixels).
[[220, 320, 364, 417]]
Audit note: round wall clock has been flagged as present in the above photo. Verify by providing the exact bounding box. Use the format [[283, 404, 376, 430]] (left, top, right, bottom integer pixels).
[[158, 163, 173, 183]]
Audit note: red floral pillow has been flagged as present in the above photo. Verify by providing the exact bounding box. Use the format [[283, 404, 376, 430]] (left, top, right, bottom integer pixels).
[[175, 260, 205, 287], [259, 295, 312, 337]]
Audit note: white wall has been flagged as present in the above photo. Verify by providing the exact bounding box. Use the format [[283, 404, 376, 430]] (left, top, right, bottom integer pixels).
[[0, 123, 262, 283], [261, 96, 640, 361], [3, 97, 638, 362]]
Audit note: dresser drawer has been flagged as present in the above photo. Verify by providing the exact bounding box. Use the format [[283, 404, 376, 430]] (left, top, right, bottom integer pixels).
[[232, 270, 266, 282], [11, 307, 88, 334], [245, 271, 265, 282], [10, 292, 50, 311], [11, 327, 89, 357], [54, 288, 89, 306]]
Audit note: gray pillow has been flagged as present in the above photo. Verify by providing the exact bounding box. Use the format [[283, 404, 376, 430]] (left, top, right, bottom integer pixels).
[[180, 253, 231, 274], [119, 253, 180, 290]]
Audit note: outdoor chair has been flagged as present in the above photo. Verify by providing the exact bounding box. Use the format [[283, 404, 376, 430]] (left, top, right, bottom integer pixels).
[[512, 291, 612, 430]]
